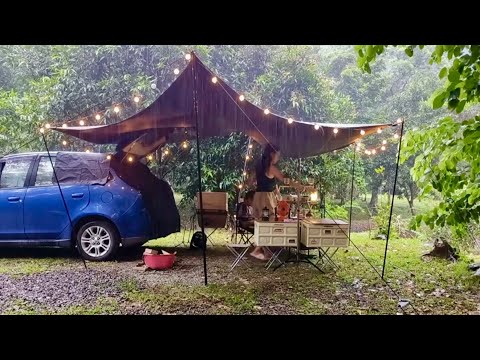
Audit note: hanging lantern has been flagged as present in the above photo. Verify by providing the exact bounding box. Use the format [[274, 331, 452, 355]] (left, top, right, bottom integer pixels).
[[261, 207, 270, 221]]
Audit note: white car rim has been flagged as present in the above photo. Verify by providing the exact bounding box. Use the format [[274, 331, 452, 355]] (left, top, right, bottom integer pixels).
[[80, 225, 111, 258]]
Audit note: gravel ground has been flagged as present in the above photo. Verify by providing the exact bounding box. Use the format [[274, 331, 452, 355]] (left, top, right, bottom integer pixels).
[[0, 269, 125, 313], [0, 247, 246, 314], [0, 238, 478, 315]]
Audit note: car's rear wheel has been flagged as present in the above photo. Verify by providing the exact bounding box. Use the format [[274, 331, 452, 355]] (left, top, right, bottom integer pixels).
[[76, 221, 119, 261]]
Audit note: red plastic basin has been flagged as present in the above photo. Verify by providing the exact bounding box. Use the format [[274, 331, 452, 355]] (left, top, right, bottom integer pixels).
[[143, 253, 176, 270]]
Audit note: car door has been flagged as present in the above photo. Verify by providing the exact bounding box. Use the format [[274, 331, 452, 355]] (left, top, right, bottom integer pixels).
[[23, 156, 90, 241], [0, 156, 33, 240]]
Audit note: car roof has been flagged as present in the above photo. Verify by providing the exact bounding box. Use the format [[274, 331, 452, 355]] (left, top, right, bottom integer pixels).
[[1, 151, 103, 161]]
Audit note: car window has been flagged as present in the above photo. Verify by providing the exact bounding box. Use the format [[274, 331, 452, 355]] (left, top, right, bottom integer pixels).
[[0, 158, 32, 189], [35, 157, 56, 186]]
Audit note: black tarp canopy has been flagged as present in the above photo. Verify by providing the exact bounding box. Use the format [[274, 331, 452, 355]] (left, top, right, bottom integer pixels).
[[52, 53, 396, 157], [49, 52, 402, 286]]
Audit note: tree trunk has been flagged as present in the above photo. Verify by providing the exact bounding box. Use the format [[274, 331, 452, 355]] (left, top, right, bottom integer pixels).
[[408, 183, 416, 216], [369, 186, 379, 215]]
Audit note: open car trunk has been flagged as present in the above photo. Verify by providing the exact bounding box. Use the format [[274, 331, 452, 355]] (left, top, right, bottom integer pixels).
[[108, 154, 181, 239]]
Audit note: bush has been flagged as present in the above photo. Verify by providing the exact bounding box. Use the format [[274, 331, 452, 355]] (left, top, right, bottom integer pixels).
[[373, 200, 399, 239]]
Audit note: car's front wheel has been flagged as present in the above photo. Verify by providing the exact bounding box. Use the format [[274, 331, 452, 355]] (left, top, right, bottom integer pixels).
[[76, 221, 119, 261]]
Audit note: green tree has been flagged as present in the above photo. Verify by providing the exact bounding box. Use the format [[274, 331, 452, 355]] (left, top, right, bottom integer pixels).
[[355, 45, 480, 238]]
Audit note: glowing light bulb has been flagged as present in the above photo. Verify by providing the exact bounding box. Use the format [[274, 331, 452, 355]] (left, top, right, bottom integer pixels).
[[288, 118, 294, 124], [314, 124, 320, 130], [174, 68, 180, 75], [377, 128, 382, 134], [86, 149, 90, 153], [147, 155, 153, 161], [246, 155, 250, 160], [333, 128, 339, 134], [264, 109, 270, 115], [128, 156, 133, 162], [238, 184, 243, 189], [79, 120, 85, 126], [62, 140, 67, 146], [182, 142, 188, 149], [134, 96, 140, 103], [185, 53, 192, 61], [164, 149, 169, 155], [95, 114, 101, 121], [45, 123, 51, 129], [248, 144, 253, 149], [382, 140, 387, 145], [114, 106, 120, 113], [239, 94, 245, 101], [211, 76, 218, 84], [360, 129, 366, 135], [372, 149, 377, 154], [381, 146, 386, 151], [243, 171, 247, 176], [62, 124, 67, 128], [40, 128, 45, 134], [394, 134, 399, 139], [107, 155, 112, 160]]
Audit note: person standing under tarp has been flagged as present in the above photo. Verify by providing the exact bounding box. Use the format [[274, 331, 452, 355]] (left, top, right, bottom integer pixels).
[[249, 144, 285, 260]]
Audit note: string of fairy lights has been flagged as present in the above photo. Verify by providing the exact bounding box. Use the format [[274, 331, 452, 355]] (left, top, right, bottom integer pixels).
[[38, 52, 403, 169]]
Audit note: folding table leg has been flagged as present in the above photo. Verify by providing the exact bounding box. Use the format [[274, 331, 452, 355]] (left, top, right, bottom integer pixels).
[[316, 247, 339, 270], [265, 248, 283, 270], [227, 245, 251, 271]]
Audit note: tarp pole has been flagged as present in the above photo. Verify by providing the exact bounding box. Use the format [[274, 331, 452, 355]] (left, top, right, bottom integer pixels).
[[41, 133, 87, 270], [348, 143, 356, 240], [381, 120, 405, 279], [192, 52, 208, 286]]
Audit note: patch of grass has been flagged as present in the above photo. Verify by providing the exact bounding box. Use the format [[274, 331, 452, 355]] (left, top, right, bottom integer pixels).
[[121, 281, 259, 314], [0, 258, 70, 276], [3, 297, 120, 315], [352, 194, 438, 221], [145, 228, 231, 248], [118, 278, 140, 293], [202, 283, 258, 313], [123, 284, 206, 313], [2, 299, 39, 315], [54, 298, 119, 315]]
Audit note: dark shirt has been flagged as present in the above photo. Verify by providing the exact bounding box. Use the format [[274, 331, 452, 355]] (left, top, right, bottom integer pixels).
[[256, 171, 276, 192]]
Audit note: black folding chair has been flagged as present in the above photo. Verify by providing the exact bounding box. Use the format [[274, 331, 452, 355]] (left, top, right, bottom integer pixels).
[[234, 203, 254, 245]]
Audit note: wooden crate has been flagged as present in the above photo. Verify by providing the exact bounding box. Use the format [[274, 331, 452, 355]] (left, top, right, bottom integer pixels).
[[254, 221, 299, 247], [301, 219, 349, 248]]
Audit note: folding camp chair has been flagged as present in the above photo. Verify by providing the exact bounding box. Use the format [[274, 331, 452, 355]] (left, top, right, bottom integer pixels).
[[234, 203, 254, 245], [194, 192, 228, 246]]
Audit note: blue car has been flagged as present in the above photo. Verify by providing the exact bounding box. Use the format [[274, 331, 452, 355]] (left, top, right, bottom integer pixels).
[[0, 151, 177, 261]]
